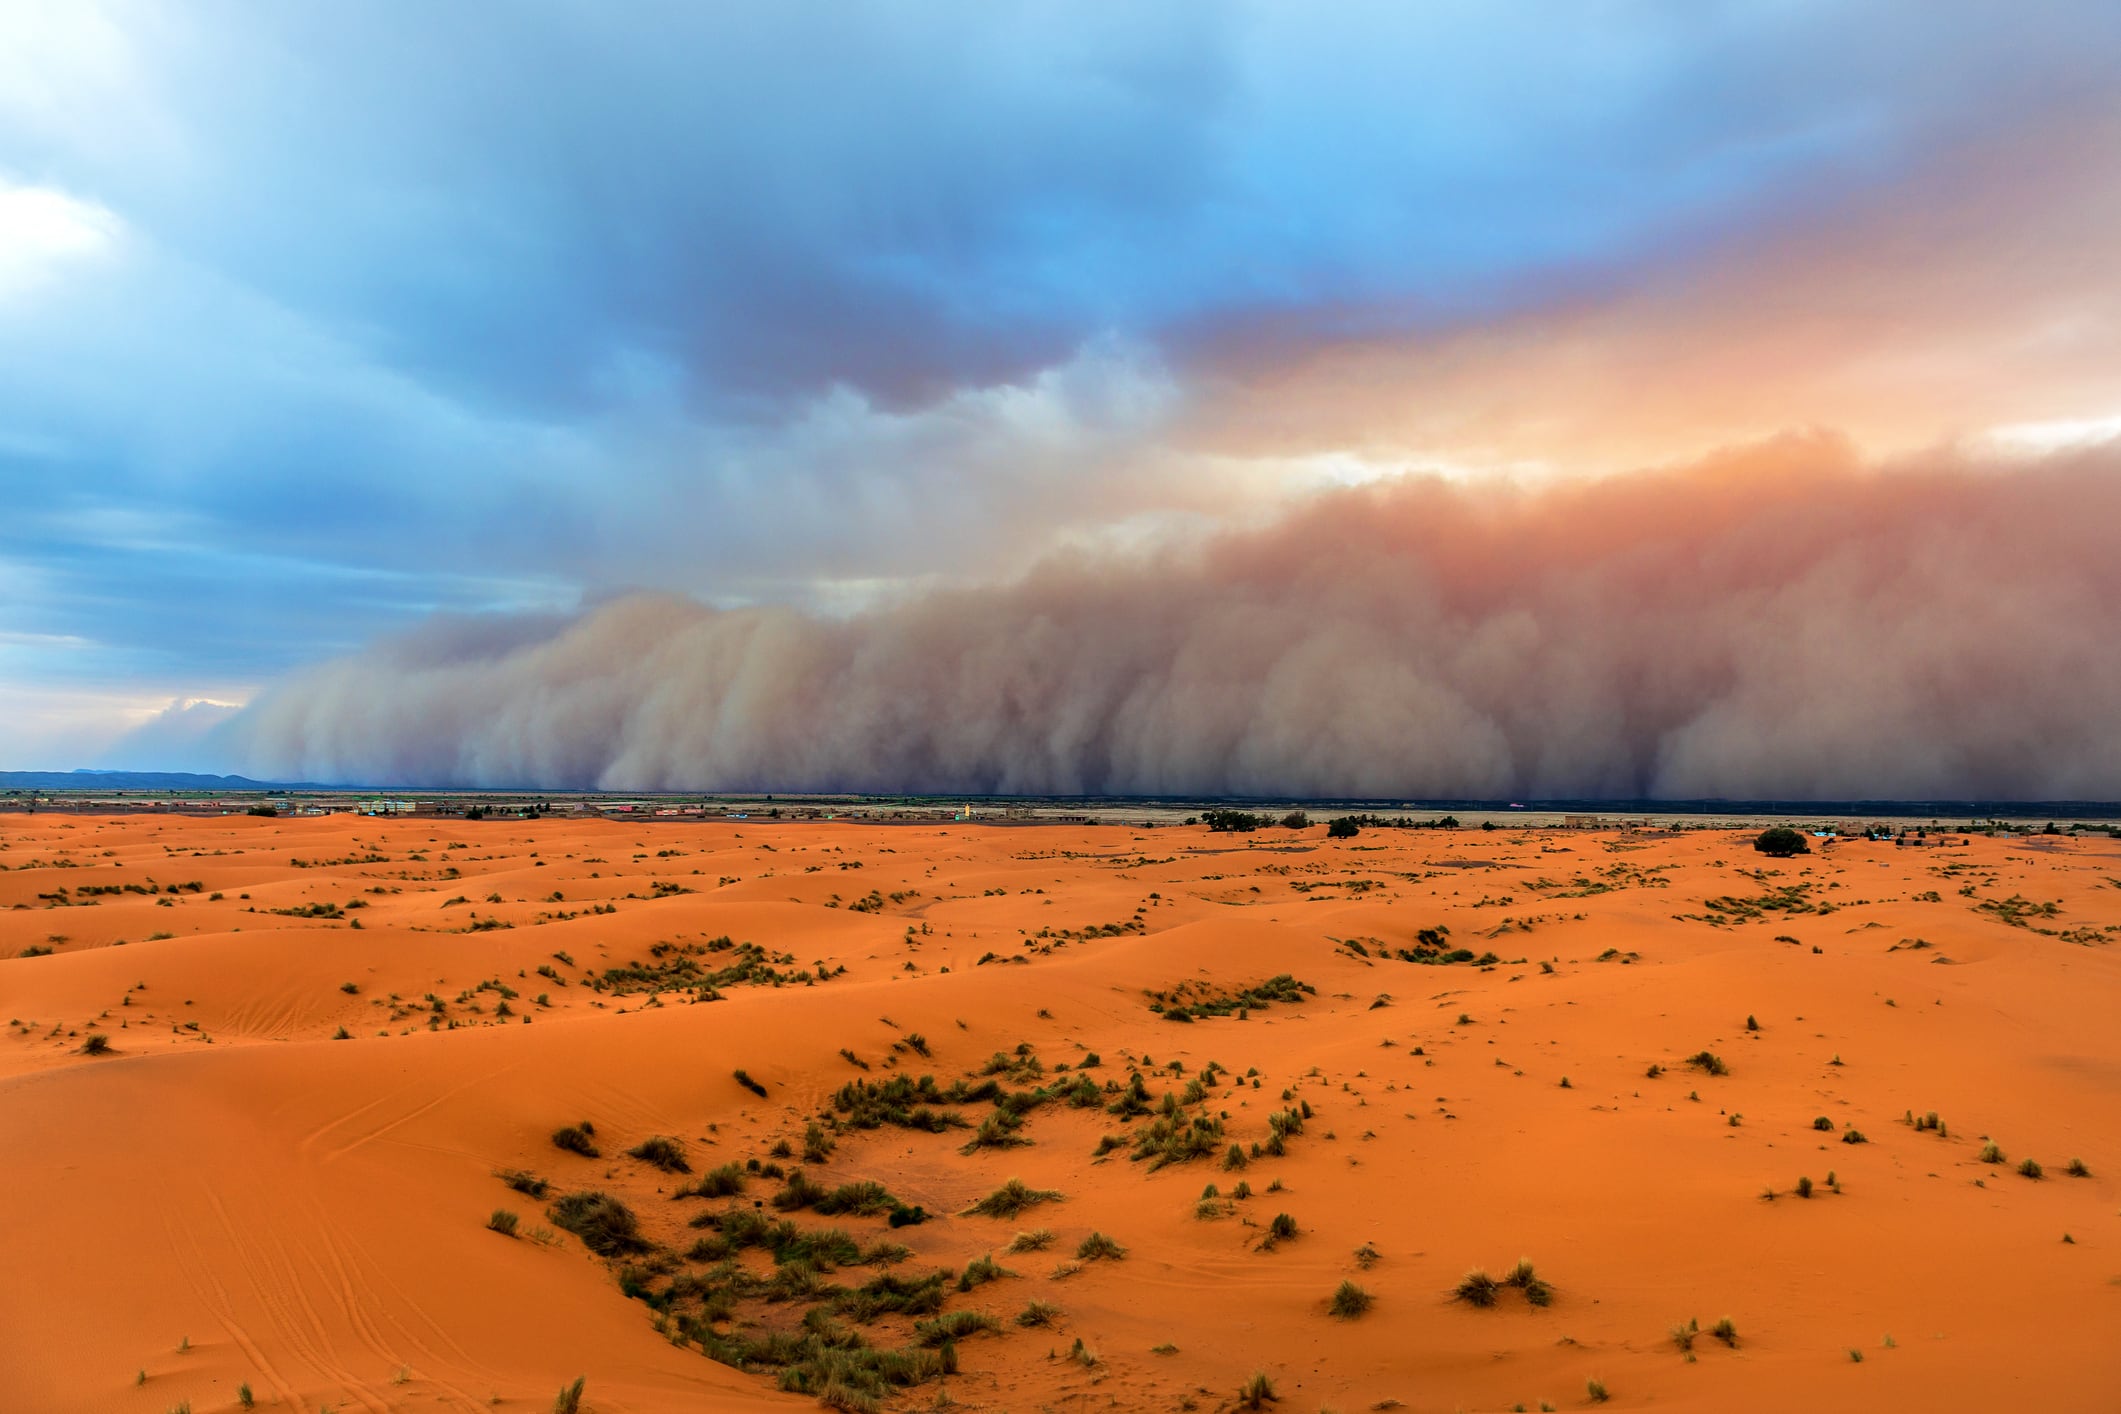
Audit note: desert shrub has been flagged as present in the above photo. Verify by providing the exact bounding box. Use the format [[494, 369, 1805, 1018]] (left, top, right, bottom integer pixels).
[[1006, 1228, 1053, 1253], [1796, 1176, 1814, 1199], [1329, 1280, 1372, 1319], [771, 1170, 829, 1212], [1587, 1377, 1610, 1402], [1237, 1371, 1279, 1408], [1204, 810, 1263, 833], [912, 1310, 997, 1346], [1262, 1212, 1299, 1248], [965, 1178, 1062, 1219], [689, 1163, 745, 1198], [1841, 1128, 1867, 1145], [1754, 826, 1808, 857], [549, 1192, 647, 1256], [1327, 817, 1360, 839], [1017, 1299, 1060, 1327], [1076, 1231, 1126, 1261], [803, 1122, 837, 1164], [1670, 1319, 1697, 1353], [886, 1203, 927, 1228], [813, 1181, 899, 1217], [553, 1376, 585, 1414], [1280, 811, 1310, 830], [489, 1208, 520, 1237], [2018, 1158, 2044, 1180], [1711, 1317, 1738, 1347], [1223, 1142, 1249, 1171], [1687, 1051, 1728, 1076], [1979, 1141, 2006, 1164], [734, 1069, 768, 1097], [2066, 1157, 2091, 1177], [957, 1252, 1012, 1291], [831, 1270, 948, 1322], [497, 1168, 549, 1198], [626, 1135, 691, 1173], [78, 1033, 112, 1056], [1505, 1258, 1553, 1306], [551, 1123, 600, 1158], [1455, 1269, 1499, 1307], [1813, 1116, 1834, 1132]]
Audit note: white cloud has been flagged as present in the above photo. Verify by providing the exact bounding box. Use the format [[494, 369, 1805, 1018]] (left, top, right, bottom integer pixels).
[[0, 179, 121, 300]]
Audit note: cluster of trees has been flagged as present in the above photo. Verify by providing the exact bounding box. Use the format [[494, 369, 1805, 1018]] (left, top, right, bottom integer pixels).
[[1198, 809, 1318, 833], [1753, 826, 1809, 857]]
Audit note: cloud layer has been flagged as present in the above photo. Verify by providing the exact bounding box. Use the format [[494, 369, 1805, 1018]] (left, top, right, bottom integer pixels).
[[225, 438, 2121, 799]]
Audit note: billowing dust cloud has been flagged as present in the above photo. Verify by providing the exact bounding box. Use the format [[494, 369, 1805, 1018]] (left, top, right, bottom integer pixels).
[[227, 436, 2121, 799]]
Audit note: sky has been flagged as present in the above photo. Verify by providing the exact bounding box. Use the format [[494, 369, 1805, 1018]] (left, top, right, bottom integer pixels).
[[3, 2, 2119, 793]]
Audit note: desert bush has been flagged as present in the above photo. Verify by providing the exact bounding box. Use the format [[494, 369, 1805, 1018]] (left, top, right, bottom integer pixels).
[[1505, 1258, 1553, 1306], [1237, 1370, 1279, 1408], [1979, 1141, 2006, 1164], [1006, 1228, 1053, 1253], [78, 1033, 111, 1056], [497, 1168, 549, 1198], [2018, 1158, 2044, 1180], [626, 1135, 691, 1173], [1017, 1299, 1060, 1327], [1076, 1231, 1126, 1261], [553, 1376, 585, 1414], [551, 1123, 599, 1158], [1796, 1176, 1814, 1199], [1329, 1280, 1372, 1319], [488, 1208, 520, 1237], [1711, 1317, 1738, 1347], [1262, 1212, 1299, 1248], [1670, 1319, 1697, 1353], [1587, 1377, 1610, 1402], [549, 1191, 647, 1256], [2066, 1157, 2091, 1177], [1687, 1051, 1728, 1076], [1841, 1128, 1867, 1145], [1455, 1269, 1499, 1307], [957, 1253, 1012, 1291], [689, 1162, 745, 1198], [913, 1310, 997, 1345], [1813, 1116, 1834, 1132], [965, 1178, 1062, 1219], [1327, 817, 1360, 839], [734, 1069, 768, 1097]]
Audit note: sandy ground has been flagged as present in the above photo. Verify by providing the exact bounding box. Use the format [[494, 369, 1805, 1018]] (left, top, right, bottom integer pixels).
[[1, 812, 2116, 1413]]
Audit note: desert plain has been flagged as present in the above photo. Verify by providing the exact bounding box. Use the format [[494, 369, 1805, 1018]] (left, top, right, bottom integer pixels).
[[1, 811, 2116, 1413]]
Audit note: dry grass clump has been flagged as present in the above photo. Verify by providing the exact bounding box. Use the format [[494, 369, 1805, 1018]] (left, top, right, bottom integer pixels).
[[548, 1191, 647, 1256], [1329, 1280, 1373, 1319], [626, 1135, 691, 1173], [1455, 1269, 1500, 1307], [1236, 1370, 1279, 1408], [551, 1122, 599, 1158], [964, 1178, 1062, 1219], [553, 1376, 585, 1414], [1076, 1231, 1126, 1261], [1005, 1228, 1053, 1253], [488, 1208, 519, 1237], [1016, 1300, 1060, 1327]]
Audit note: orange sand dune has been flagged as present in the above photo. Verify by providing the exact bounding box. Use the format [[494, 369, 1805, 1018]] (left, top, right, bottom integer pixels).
[[3, 813, 2118, 1412]]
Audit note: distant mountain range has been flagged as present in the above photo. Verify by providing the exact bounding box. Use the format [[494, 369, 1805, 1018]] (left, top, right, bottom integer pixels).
[[0, 769, 326, 792]]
